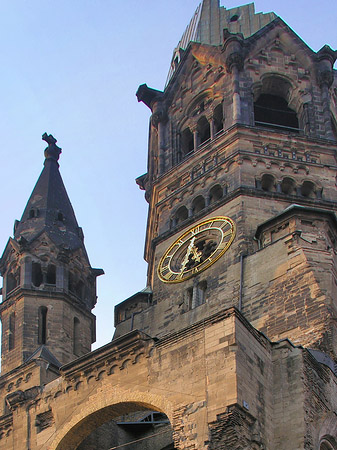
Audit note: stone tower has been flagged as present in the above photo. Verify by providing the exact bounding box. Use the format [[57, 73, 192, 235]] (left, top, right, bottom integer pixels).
[[0, 3, 336, 449], [117, 0, 337, 364], [0, 134, 103, 375]]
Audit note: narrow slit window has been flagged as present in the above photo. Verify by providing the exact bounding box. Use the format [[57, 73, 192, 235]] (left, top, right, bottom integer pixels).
[[181, 128, 194, 156], [38, 306, 48, 345], [9, 313, 15, 350], [46, 265, 56, 285], [73, 317, 80, 356], [7, 272, 18, 293], [197, 116, 210, 145], [32, 262, 43, 287], [213, 104, 224, 134], [196, 281, 207, 307]]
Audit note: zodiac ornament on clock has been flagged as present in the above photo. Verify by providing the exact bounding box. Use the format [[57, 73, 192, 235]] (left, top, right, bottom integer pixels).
[[157, 216, 236, 283]]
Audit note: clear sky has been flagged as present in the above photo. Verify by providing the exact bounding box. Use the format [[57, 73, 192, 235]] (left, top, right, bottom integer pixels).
[[0, 0, 336, 349]]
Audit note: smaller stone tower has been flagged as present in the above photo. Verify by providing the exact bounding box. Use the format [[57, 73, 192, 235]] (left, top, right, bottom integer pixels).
[[0, 134, 103, 375]]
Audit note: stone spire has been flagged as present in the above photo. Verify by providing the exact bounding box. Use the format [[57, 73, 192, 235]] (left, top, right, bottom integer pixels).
[[0, 134, 103, 373], [165, 0, 276, 85], [13, 133, 84, 251]]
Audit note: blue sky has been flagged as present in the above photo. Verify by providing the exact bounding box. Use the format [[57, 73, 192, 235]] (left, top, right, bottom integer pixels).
[[0, 0, 336, 349]]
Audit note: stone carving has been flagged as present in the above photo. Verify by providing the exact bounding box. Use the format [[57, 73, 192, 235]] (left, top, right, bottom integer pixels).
[[35, 409, 54, 433]]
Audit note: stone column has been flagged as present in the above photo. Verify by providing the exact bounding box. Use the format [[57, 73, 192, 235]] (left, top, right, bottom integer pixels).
[[152, 101, 168, 175], [316, 45, 337, 139], [223, 31, 245, 126], [23, 256, 32, 288], [192, 126, 198, 152], [208, 114, 215, 140]]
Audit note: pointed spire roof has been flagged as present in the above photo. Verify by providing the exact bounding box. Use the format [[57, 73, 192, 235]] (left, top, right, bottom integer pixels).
[[165, 0, 276, 85], [14, 134, 84, 250]]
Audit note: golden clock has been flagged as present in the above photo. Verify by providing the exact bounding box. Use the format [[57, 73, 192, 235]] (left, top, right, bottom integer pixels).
[[157, 216, 236, 283]]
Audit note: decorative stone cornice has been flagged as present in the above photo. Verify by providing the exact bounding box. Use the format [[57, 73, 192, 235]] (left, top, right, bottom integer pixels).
[[5, 386, 40, 410]]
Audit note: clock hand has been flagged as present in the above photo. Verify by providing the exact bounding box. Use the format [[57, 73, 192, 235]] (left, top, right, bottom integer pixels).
[[190, 245, 202, 263], [180, 236, 196, 275]]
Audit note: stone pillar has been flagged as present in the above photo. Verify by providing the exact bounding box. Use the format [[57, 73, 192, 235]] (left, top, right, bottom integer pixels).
[[23, 256, 32, 288], [152, 101, 168, 175], [56, 265, 65, 290], [209, 116, 215, 140], [223, 30, 245, 126], [192, 126, 198, 152], [316, 45, 337, 139], [205, 195, 211, 207], [158, 120, 166, 173]]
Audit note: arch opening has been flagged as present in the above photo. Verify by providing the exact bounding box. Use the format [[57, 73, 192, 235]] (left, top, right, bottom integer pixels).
[[209, 184, 223, 203], [260, 174, 276, 192], [181, 128, 194, 157], [320, 437, 337, 450], [56, 402, 176, 450], [192, 195, 205, 215], [197, 116, 210, 145], [281, 177, 295, 195], [213, 104, 224, 134], [301, 180, 316, 198], [172, 206, 188, 227], [254, 93, 299, 132]]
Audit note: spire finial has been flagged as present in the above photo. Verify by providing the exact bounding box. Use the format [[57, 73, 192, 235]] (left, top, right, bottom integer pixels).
[[42, 133, 62, 162]]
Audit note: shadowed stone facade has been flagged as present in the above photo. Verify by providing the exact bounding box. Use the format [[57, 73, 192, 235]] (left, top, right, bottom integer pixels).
[[0, 1, 336, 449]]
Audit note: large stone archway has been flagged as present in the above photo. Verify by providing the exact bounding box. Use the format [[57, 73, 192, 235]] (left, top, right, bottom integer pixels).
[[40, 330, 207, 450], [51, 397, 174, 450], [1, 311, 279, 450]]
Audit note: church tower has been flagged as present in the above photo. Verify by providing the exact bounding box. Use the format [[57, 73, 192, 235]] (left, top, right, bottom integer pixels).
[[0, 134, 103, 375], [115, 0, 337, 364]]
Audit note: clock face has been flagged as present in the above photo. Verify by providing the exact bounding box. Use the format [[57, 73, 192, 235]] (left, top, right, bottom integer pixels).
[[157, 216, 236, 283]]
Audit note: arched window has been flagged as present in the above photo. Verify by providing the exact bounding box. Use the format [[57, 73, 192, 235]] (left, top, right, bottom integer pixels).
[[73, 317, 80, 356], [320, 438, 336, 450], [28, 208, 39, 219], [9, 313, 15, 351], [197, 116, 210, 145], [213, 104, 224, 134], [38, 306, 48, 345], [301, 180, 316, 198], [68, 271, 75, 293], [281, 177, 295, 195], [32, 262, 43, 287], [181, 128, 194, 157], [46, 264, 56, 285], [192, 196, 205, 215], [261, 174, 276, 192], [209, 184, 223, 204], [76, 280, 84, 300], [7, 272, 18, 293], [254, 93, 299, 132], [331, 117, 337, 141], [301, 180, 315, 197], [174, 206, 188, 226]]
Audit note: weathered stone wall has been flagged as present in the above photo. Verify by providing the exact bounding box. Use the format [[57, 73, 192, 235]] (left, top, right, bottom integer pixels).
[[0, 309, 292, 450], [1, 294, 94, 374]]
